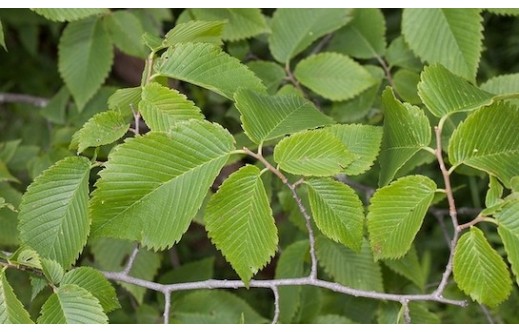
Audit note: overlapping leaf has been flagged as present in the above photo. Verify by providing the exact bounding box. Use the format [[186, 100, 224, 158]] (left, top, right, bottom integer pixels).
[[76, 110, 129, 153], [0, 268, 33, 324], [155, 42, 265, 100], [367, 175, 436, 259], [205, 165, 277, 285], [18, 157, 91, 268], [379, 88, 431, 186], [481, 73, 519, 107], [496, 199, 519, 285], [107, 87, 142, 117], [104, 10, 147, 58], [385, 36, 422, 71], [31, 8, 108, 22], [382, 246, 426, 289], [90, 120, 234, 250], [191, 9, 268, 41], [448, 102, 519, 188], [453, 227, 512, 306], [164, 20, 224, 46], [234, 89, 334, 144], [246, 61, 286, 94], [41, 258, 64, 285]]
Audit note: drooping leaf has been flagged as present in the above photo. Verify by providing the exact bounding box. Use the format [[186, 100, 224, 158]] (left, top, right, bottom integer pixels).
[[382, 246, 426, 289], [30, 277, 47, 301], [31, 8, 108, 22], [328, 8, 386, 59], [294, 53, 376, 101], [306, 178, 364, 251], [393, 69, 421, 105], [191, 9, 268, 41], [76, 110, 130, 153], [62, 267, 120, 313], [324, 124, 383, 176], [367, 175, 437, 259], [90, 120, 234, 250], [448, 102, 519, 188], [0, 268, 34, 324], [385, 36, 422, 71], [480, 73, 519, 107], [0, 161, 17, 183], [234, 89, 334, 144], [453, 227, 512, 307], [37, 284, 108, 324], [164, 20, 224, 46], [18, 156, 91, 268], [40, 87, 70, 124], [155, 42, 265, 100], [41, 258, 64, 285], [104, 10, 147, 58], [205, 165, 277, 285], [274, 130, 354, 177], [486, 176, 504, 208], [379, 88, 432, 186], [269, 8, 351, 63], [496, 199, 519, 285], [58, 17, 113, 111], [417, 64, 495, 117], [246, 61, 286, 94], [402, 9, 483, 80], [139, 82, 203, 132], [316, 236, 383, 291], [107, 87, 142, 117]]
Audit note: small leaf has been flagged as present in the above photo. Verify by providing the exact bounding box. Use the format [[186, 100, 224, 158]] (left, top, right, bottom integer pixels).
[[37, 284, 108, 323], [448, 102, 519, 188], [18, 157, 91, 268], [76, 110, 130, 153], [385, 36, 422, 71], [104, 10, 147, 58], [480, 73, 519, 108], [393, 69, 421, 105], [206, 165, 277, 285], [41, 258, 64, 285], [274, 130, 354, 177], [496, 199, 519, 285], [107, 87, 142, 117], [306, 178, 364, 251], [11, 248, 41, 269], [367, 175, 437, 259], [234, 89, 334, 144], [294, 53, 376, 101], [164, 20, 224, 46], [382, 246, 426, 289], [0, 268, 34, 323], [139, 82, 203, 132], [269, 9, 351, 63], [0, 20, 6, 51], [246, 61, 286, 94], [155, 42, 265, 100], [453, 227, 512, 307], [31, 8, 108, 22], [40, 87, 70, 124], [486, 176, 504, 208], [0, 161, 18, 183], [58, 17, 113, 111]]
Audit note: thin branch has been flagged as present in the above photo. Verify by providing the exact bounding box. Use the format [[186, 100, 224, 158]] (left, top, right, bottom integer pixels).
[[401, 300, 411, 324], [163, 291, 171, 324], [122, 245, 140, 275], [458, 214, 485, 231], [271, 286, 280, 324], [242, 147, 287, 184], [284, 62, 308, 98], [375, 56, 395, 89], [479, 304, 495, 324], [310, 33, 334, 55], [429, 209, 453, 248], [131, 104, 140, 136], [0, 92, 49, 107]]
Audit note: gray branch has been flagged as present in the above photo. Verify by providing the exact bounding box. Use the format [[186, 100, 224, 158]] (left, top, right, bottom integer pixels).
[[0, 93, 49, 107], [271, 286, 280, 324]]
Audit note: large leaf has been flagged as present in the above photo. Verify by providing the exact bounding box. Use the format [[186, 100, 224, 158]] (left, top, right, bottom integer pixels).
[[191, 9, 268, 41], [306, 178, 364, 251], [234, 89, 334, 144], [31, 8, 108, 22], [496, 199, 519, 285], [104, 10, 147, 58], [448, 102, 519, 188], [18, 156, 91, 268], [274, 130, 354, 177], [140, 82, 203, 132], [58, 17, 113, 111], [316, 236, 383, 292], [37, 284, 108, 324], [379, 88, 432, 186], [90, 120, 234, 250], [269, 8, 351, 63], [453, 227, 512, 307], [402, 9, 483, 80], [328, 8, 386, 59], [418, 64, 495, 118], [76, 110, 130, 153], [164, 20, 224, 46], [367, 175, 436, 260], [480, 73, 519, 107], [294, 53, 376, 101], [0, 268, 33, 324], [155, 42, 265, 100], [205, 165, 277, 285], [324, 124, 383, 176]]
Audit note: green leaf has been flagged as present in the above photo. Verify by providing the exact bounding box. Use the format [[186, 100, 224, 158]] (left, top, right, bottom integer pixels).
[[104, 11, 147, 58], [0, 183, 22, 246], [379, 88, 432, 186], [417, 64, 495, 118], [512, 177, 519, 192], [324, 124, 383, 176], [170, 290, 268, 323], [269, 8, 351, 63], [139, 82, 203, 132], [385, 36, 422, 71], [41, 258, 64, 285], [191, 9, 268, 41], [274, 130, 354, 177], [121, 249, 161, 304], [0, 161, 17, 183], [382, 246, 426, 289], [306, 178, 364, 251], [0, 268, 34, 323], [486, 176, 504, 208], [316, 236, 383, 291], [496, 199, 519, 285], [31, 8, 108, 22], [18, 156, 91, 268], [11, 248, 41, 269], [480, 73, 519, 108], [76, 110, 129, 153], [449, 102, 519, 188], [108, 87, 142, 117], [90, 120, 234, 250], [159, 257, 214, 284], [367, 175, 436, 259], [328, 8, 386, 59], [312, 315, 354, 324], [30, 277, 47, 301], [234, 89, 334, 144], [37, 284, 108, 323], [40, 87, 70, 125], [205, 165, 277, 285], [58, 17, 113, 111], [246, 61, 286, 94], [294, 53, 376, 101], [155, 42, 265, 100], [393, 69, 421, 105], [402, 9, 483, 80], [0, 140, 21, 164], [330, 81, 381, 123], [0, 20, 6, 51], [453, 227, 512, 307], [486, 8, 519, 16], [164, 20, 224, 46], [62, 267, 120, 313]]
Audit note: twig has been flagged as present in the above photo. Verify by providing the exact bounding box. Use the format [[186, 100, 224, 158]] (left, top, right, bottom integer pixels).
[[479, 303, 495, 324], [0, 92, 49, 107], [284, 62, 308, 98], [163, 291, 171, 324], [458, 214, 485, 231], [122, 245, 140, 275], [401, 300, 411, 324], [375, 56, 395, 89], [271, 286, 280, 324], [310, 33, 334, 55]]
